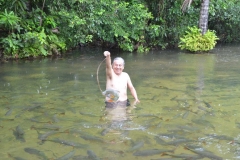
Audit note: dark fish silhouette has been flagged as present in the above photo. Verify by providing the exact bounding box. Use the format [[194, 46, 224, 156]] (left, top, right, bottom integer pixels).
[[133, 149, 174, 156], [38, 131, 59, 141], [24, 148, 48, 159], [47, 138, 88, 148], [5, 108, 13, 116], [128, 140, 144, 152], [56, 150, 75, 160], [13, 125, 25, 142], [80, 134, 105, 143], [87, 150, 100, 160], [185, 146, 223, 160]]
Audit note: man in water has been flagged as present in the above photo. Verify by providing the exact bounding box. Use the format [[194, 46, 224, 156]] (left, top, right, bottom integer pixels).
[[103, 51, 140, 109]]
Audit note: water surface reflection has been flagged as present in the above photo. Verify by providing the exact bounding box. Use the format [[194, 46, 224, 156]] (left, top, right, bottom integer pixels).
[[1, 45, 240, 159]]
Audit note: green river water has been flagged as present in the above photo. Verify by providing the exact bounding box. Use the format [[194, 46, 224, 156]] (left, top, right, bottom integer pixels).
[[0, 45, 240, 160]]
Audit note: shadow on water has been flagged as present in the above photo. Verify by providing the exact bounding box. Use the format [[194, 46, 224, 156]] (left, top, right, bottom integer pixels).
[[1, 45, 240, 159]]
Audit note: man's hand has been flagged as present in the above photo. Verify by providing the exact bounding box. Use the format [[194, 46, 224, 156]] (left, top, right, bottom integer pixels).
[[133, 99, 140, 106], [104, 51, 110, 57]]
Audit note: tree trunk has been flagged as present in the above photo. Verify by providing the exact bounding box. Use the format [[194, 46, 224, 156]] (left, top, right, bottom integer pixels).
[[199, 0, 210, 35]]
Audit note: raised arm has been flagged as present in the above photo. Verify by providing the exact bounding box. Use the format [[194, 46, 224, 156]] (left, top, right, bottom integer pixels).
[[103, 51, 112, 79]]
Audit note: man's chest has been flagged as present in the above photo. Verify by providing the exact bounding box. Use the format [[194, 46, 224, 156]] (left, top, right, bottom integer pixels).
[[111, 75, 127, 88]]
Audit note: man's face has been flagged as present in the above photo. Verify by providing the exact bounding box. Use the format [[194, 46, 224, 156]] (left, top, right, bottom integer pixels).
[[112, 60, 124, 75]]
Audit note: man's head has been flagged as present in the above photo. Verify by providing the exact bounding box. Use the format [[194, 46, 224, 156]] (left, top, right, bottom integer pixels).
[[112, 57, 125, 75]]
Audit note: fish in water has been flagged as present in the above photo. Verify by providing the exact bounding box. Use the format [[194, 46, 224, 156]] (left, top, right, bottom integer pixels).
[[9, 156, 26, 160], [185, 146, 223, 160], [47, 138, 88, 148], [166, 153, 203, 159], [31, 124, 61, 131], [5, 108, 13, 116], [23, 105, 41, 111], [102, 89, 119, 102], [56, 150, 75, 160], [203, 101, 212, 108], [128, 140, 144, 152], [165, 138, 194, 146], [205, 134, 234, 141], [72, 155, 89, 160], [191, 118, 215, 130], [133, 149, 174, 156], [38, 131, 59, 141], [13, 125, 25, 142], [24, 148, 48, 159], [101, 127, 111, 136], [80, 134, 105, 143], [154, 136, 167, 145], [87, 150, 100, 160]]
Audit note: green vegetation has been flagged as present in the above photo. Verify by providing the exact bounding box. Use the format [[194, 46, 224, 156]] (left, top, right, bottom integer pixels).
[[178, 26, 219, 52], [208, 0, 240, 42], [0, 0, 239, 59]]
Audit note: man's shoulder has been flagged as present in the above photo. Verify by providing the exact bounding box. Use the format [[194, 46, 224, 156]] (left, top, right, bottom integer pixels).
[[122, 72, 129, 77], [121, 72, 130, 80]]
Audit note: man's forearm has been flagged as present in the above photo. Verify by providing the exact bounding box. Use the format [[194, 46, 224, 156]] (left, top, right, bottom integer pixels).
[[105, 55, 111, 69], [104, 51, 112, 77], [130, 87, 139, 101]]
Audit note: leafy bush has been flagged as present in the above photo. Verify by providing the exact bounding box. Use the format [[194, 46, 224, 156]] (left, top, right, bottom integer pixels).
[[209, 0, 240, 42], [0, 9, 21, 32], [0, 8, 66, 58], [178, 26, 219, 52], [50, 1, 156, 53]]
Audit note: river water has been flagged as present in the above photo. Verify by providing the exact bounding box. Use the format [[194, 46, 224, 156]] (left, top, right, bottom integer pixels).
[[0, 45, 240, 159]]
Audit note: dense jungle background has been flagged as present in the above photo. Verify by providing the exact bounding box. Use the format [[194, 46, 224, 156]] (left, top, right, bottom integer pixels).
[[0, 0, 240, 58]]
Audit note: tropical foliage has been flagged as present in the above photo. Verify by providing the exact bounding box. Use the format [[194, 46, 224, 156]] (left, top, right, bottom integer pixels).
[[208, 0, 240, 42], [178, 26, 219, 52], [0, 0, 239, 58]]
